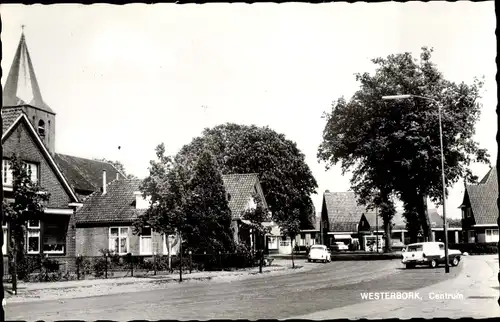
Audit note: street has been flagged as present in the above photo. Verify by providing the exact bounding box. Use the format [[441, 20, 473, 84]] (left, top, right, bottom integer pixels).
[[6, 258, 463, 321]]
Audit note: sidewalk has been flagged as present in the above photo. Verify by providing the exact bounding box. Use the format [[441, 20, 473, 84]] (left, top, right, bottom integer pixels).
[[4, 258, 317, 303], [293, 255, 500, 319]]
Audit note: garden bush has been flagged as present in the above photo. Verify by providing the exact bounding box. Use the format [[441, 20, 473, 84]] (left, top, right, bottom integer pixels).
[[449, 242, 498, 255]]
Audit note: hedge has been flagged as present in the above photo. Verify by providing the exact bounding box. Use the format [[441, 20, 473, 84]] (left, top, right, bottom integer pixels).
[[448, 243, 498, 255]]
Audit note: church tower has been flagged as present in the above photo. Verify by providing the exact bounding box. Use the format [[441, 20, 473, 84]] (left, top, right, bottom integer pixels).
[[2, 29, 56, 155]]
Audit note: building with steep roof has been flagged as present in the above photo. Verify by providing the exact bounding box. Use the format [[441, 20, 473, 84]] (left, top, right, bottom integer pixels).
[[460, 167, 498, 243], [2, 31, 126, 265]]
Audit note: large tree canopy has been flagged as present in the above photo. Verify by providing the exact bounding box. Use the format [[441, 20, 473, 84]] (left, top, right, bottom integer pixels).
[[175, 123, 318, 229], [318, 47, 489, 242]]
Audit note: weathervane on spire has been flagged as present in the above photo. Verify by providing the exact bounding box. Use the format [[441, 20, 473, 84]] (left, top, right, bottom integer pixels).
[[21, 24, 26, 34]]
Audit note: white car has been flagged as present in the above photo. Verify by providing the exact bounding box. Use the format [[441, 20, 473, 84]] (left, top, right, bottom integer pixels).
[[330, 241, 349, 251], [402, 242, 462, 269], [308, 244, 331, 263]]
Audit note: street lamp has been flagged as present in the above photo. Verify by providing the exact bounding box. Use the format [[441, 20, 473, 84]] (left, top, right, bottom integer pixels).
[[382, 94, 450, 274]]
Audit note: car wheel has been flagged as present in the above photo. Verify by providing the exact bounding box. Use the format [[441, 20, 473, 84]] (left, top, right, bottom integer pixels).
[[308, 259, 311, 263], [429, 259, 438, 268], [451, 257, 460, 267], [405, 264, 414, 269]]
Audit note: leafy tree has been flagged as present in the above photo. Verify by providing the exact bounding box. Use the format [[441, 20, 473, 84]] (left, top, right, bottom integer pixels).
[[175, 123, 318, 230], [135, 144, 235, 256], [183, 150, 235, 254], [318, 47, 489, 243], [279, 214, 301, 268], [133, 144, 188, 271], [2, 154, 50, 294], [94, 158, 138, 179]]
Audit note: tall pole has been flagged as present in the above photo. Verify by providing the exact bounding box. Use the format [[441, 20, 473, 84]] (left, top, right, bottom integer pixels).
[[437, 103, 450, 274], [375, 206, 379, 253], [496, 88, 500, 306], [179, 233, 182, 282], [0, 87, 5, 319]]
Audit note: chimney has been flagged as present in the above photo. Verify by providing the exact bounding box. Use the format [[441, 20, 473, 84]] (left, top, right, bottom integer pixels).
[[116, 172, 120, 180], [102, 170, 107, 194]]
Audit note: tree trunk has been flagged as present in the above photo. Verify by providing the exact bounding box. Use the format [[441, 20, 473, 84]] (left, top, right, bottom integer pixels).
[[421, 195, 433, 242], [11, 248, 17, 295], [166, 235, 172, 272], [383, 217, 393, 253], [290, 237, 295, 268], [416, 194, 432, 242]]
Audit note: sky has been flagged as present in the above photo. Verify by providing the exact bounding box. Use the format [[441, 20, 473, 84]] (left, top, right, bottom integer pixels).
[[1, 2, 496, 219]]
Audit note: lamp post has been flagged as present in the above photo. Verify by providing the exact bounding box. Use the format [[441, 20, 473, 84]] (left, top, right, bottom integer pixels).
[[375, 206, 379, 253], [382, 94, 450, 273]]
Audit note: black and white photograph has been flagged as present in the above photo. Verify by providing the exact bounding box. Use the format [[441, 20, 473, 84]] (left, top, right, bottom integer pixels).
[[0, 2, 498, 320]]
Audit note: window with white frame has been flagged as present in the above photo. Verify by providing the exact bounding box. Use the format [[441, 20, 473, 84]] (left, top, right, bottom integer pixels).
[[2, 159, 13, 187], [139, 226, 152, 255], [2, 222, 7, 255], [163, 234, 178, 255], [25, 162, 39, 184], [279, 239, 290, 247], [109, 227, 130, 254], [27, 220, 41, 254], [485, 229, 499, 243], [267, 236, 278, 249], [2, 159, 39, 187]]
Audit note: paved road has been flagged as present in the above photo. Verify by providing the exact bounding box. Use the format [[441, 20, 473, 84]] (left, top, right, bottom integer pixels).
[[6, 259, 461, 321]]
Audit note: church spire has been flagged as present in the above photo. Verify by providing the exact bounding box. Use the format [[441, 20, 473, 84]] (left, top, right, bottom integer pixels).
[[2, 28, 54, 114]]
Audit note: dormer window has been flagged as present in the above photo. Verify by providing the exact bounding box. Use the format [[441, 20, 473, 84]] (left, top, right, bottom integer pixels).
[[38, 120, 45, 137]]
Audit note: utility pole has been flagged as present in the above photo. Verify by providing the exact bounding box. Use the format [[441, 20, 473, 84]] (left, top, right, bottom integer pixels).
[[0, 83, 5, 320], [375, 206, 379, 253]]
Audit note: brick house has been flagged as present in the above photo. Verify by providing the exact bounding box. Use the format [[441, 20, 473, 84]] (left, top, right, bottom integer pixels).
[[2, 31, 125, 268], [74, 173, 270, 256], [459, 167, 499, 243], [75, 178, 179, 257]]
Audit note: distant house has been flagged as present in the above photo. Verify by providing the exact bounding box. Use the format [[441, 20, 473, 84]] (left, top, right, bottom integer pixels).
[[360, 209, 462, 250], [321, 190, 463, 252], [75, 178, 179, 257], [320, 191, 370, 247], [221, 173, 269, 249], [460, 167, 499, 243], [295, 214, 320, 248]]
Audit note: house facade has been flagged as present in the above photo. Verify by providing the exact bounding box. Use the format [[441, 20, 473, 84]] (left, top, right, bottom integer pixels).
[[2, 31, 125, 269], [75, 178, 179, 257], [460, 167, 499, 243]]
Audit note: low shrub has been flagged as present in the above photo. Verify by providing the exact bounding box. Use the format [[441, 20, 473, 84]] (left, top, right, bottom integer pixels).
[[449, 243, 498, 255]]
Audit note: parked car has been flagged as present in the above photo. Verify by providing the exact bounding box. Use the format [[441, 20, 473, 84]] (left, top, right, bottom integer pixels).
[[308, 244, 331, 263], [402, 242, 462, 269], [330, 241, 349, 252]]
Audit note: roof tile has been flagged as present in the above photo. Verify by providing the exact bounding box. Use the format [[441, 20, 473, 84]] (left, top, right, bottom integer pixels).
[[54, 153, 126, 194], [222, 173, 259, 220], [76, 178, 144, 224], [323, 191, 368, 232], [466, 167, 498, 225]]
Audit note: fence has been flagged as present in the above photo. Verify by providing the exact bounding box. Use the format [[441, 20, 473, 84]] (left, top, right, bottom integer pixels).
[[2, 250, 267, 283]]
